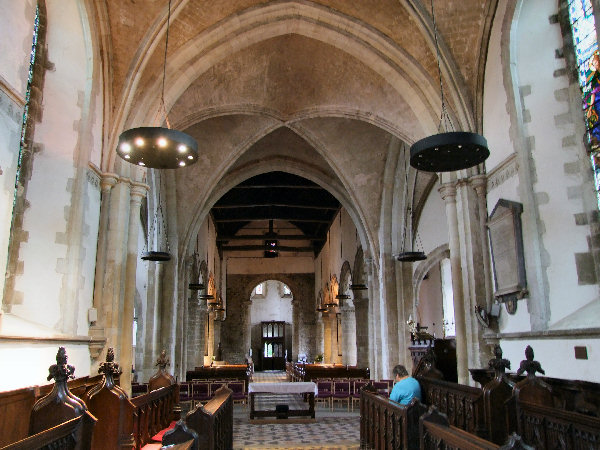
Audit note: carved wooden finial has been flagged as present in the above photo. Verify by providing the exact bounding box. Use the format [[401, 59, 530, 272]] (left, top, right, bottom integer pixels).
[[47, 346, 76, 382], [99, 347, 122, 381], [156, 349, 170, 370], [516, 345, 545, 378], [488, 344, 511, 375]]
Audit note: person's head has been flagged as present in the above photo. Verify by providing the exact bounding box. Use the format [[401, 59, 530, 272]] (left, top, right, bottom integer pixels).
[[392, 364, 409, 381]]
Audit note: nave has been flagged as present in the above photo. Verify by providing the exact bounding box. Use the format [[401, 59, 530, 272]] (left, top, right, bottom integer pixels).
[[232, 371, 360, 450]]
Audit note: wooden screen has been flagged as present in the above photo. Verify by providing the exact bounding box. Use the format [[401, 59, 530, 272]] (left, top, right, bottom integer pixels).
[[261, 321, 285, 370]]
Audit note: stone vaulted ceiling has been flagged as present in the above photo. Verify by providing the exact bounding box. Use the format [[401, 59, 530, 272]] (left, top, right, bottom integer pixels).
[[96, 0, 498, 250]]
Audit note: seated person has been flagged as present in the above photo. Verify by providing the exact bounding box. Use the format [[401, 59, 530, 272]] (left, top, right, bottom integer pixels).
[[389, 364, 422, 405]]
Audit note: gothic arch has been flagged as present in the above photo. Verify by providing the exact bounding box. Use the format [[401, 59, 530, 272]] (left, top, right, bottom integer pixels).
[[412, 244, 450, 313]]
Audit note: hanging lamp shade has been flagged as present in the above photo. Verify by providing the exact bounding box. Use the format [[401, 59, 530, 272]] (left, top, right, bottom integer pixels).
[[335, 293, 350, 300], [396, 251, 427, 262], [141, 251, 171, 262], [410, 131, 489, 172], [117, 127, 198, 169], [188, 283, 205, 291], [198, 293, 214, 300], [350, 284, 367, 290], [316, 304, 328, 312]]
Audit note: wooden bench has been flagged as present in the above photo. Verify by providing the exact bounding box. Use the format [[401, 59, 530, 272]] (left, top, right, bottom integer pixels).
[[419, 407, 528, 450], [186, 364, 250, 391], [185, 386, 233, 450], [360, 387, 426, 450], [0, 347, 97, 450]]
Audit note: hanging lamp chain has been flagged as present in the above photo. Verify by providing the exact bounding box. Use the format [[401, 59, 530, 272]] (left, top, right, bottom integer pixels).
[[160, 0, 173, 129], [430, 0, 454, 134]]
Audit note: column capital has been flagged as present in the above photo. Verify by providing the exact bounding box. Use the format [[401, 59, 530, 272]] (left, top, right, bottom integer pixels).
[[100, 173, 119, 192], [438, 183, 457, 203], [470, 174, 487, 195], [130, 182, 150, 200]]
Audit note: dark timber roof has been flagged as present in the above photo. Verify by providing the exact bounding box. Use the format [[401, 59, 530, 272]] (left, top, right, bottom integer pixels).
[[211, 172, 340, 256]]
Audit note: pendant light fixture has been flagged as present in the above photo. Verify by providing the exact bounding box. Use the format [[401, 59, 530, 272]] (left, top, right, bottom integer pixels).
[[141, 172, 171, 262], [397, 151, 427, 262], [409, 0, 489, 172], [116, 0, 198, 169]]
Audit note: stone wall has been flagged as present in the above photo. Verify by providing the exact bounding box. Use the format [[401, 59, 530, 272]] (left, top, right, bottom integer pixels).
[[223, 273, 315, 363]]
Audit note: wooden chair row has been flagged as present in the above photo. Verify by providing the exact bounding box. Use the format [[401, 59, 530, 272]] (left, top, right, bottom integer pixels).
[[288, 362, 369, 382]]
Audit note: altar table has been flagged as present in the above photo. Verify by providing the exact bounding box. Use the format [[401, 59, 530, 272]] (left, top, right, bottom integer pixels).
[[248, 382, 317, 419]]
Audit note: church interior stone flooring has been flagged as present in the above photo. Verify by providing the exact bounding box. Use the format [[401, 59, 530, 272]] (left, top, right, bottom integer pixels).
[[233, 371, 361, 450]]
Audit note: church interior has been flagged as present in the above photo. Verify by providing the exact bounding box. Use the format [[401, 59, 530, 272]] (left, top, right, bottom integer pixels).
[[1, 0, 600, 448]]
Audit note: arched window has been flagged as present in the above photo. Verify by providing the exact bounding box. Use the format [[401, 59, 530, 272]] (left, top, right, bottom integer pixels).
[[568, 0, 600, 204]]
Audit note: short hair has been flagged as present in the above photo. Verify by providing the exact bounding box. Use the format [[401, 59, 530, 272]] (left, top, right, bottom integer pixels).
[[392, 364, 409, 378]]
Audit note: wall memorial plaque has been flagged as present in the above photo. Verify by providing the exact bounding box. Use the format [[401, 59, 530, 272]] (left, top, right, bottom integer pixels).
[[487, 199, 528, 314]]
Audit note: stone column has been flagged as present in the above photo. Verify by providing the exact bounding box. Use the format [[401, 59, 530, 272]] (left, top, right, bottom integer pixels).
[[439, 183, 469, 384], [331, 312, 341, 364], [120, 182, 147, 395], [89, 173, 118, 361], [471, 175, 493, 308], [341, 302, 357, 365], [241, 300, 252, 362], [291, 299, 300, 361], [186, 294, 202, 370], [206, 309, 216, 362], [142, 261, 164, 381], [353, 295, 369, 368], [322, 311, 333, 363]]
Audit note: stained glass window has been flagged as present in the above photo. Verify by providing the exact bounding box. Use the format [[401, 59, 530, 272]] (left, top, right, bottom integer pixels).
[[16, 6, 40, 194], [568, 0, 600, 205]]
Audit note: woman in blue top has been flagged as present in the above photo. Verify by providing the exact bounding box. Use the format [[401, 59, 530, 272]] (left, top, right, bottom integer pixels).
[[389, 364, 422, 405]]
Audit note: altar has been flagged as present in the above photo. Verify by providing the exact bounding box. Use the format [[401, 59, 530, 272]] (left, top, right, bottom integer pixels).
[[248, 382, 317, 420]]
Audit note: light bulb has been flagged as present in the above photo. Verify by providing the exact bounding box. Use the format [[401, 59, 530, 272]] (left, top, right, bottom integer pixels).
[[157, 137, 168, 148]]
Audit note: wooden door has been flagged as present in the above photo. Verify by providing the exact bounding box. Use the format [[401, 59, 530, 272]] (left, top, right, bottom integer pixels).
[[261, 321, 285, 370]]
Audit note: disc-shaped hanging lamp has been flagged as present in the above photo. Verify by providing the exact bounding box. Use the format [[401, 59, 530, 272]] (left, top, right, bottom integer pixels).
[[198, 293, 214, 300], [350, 284, 367, 290], [188, 283, 205, 291], [409, 0, 489, 173], [117, 127, 198, 169], [116, 0, 198, 170], [410, 132, 489, 172], [396, 251, 427, 262], [141, 251, 171, 262]]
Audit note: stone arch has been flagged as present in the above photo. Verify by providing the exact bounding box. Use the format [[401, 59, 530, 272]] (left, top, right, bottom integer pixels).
[[111, 1, 476, 171], [179, 155, 376, 276], [412, 244, 450, 314], [339, 260, 353, 307]]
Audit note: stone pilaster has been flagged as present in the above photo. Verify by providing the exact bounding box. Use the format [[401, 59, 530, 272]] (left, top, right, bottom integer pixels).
[[439, 183, 469, 384], [291, 299, 300, 361], [89, 173, 118, 361], [120, 183, 148, 395], [353, 295, 369, 368], [322, 311, 333, 363], [340, 302, 357, 365], [186, 294, 202, 370]]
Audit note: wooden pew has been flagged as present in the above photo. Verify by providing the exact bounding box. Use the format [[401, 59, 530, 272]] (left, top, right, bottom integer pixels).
[[131, 384, 178, 449], [83, 348, 136, 449], [360, 387, 426, 450], [186, 364, 250, 391], [0, 347, 97, 450], [185, 386, 233, 450], [0, 375, 104, 447], [417, 376, 485, 436], [419, 407, 529, 450], [1, 413, 97, 450]]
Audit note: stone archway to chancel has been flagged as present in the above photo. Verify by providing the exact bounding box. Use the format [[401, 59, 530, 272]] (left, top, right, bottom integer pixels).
[[222, 273, 316, 366], [248, 280, 293, 371]]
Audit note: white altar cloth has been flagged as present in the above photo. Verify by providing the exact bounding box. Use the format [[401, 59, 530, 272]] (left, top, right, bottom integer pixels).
[[248, 382, 318, 395]]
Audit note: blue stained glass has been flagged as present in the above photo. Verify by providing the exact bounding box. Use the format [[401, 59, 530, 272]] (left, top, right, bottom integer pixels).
[[569, 0, 600, 207]]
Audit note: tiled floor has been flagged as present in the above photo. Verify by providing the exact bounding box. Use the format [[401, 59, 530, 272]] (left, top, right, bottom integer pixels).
[[233, 371, 361, 450]]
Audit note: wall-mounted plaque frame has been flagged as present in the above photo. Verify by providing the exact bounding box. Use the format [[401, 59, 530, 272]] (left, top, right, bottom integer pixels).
[[487, 199, 528, 314]]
